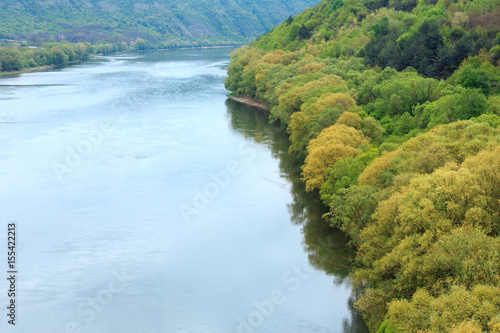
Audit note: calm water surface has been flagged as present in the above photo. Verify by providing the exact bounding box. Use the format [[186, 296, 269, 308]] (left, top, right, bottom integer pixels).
[[0, 48, 367, 333]]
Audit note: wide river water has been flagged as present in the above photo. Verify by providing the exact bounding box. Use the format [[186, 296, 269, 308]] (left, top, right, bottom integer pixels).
[[0, 48, 367, 333]]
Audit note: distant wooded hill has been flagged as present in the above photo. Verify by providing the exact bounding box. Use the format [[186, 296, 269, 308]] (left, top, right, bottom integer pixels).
[[0, 0, 319, 45]]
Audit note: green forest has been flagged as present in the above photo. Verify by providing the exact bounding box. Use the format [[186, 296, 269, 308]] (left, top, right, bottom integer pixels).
[[225, 0, 500, 331], [0, 41, 130, 73], [0, 0, 317, 46], [0, 0, 319, 73]]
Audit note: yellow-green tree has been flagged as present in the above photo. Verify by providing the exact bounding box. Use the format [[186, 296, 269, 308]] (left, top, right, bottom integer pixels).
[[354, 144, 500, 330], [287, 92, 358, 157], [271, 74, 348, 124], [301, 124, 367, 191], [358, 121, 500, 191], [386, 284, 500, 332]]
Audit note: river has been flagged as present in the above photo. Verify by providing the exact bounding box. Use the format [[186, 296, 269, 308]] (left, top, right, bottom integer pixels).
[[0, 48, 367, 333]]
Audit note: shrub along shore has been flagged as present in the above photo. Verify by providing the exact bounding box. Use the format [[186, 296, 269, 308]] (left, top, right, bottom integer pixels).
[[0, 39, 240, 74]]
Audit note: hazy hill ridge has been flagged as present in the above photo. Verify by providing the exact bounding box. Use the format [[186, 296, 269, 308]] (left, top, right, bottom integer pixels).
[[0, 0, 319, 44]]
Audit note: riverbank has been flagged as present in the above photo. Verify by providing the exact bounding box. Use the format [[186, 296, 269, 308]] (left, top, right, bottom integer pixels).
[[0, 58, 90, 76], [0, 44, 241, 77], [0, 65, 53, 76], [227, 95, 270, 111]]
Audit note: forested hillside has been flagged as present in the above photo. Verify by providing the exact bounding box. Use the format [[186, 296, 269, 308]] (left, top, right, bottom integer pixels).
[[0, 0, 318, 46], [225, 0, 500, 331]]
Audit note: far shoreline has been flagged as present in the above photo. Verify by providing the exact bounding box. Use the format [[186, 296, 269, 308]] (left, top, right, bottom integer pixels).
[[0, 65, 53, 76], [0, 44, 244, 77]]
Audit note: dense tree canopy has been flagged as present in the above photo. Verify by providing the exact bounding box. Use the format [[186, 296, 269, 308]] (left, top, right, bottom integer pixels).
[[302, 122, 367, 191], [0, 41, 133, 72], [225, 0, 500, 330]]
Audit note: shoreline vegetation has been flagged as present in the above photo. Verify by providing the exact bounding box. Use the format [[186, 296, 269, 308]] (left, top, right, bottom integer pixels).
[[0, 64, 53, 76], [225, 0, 500, 331], [0, 42, 241, 76]]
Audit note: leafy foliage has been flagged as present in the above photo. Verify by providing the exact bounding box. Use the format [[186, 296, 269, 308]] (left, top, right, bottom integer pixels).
[[0, 41, 132, 72], [355, 142, 500, 330], [301, 122, 368, 191], [386, 284, 500, 332], [226, 0, 500, 330], [251, 0, 500, 79]]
